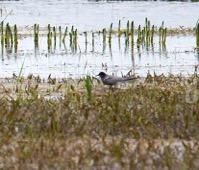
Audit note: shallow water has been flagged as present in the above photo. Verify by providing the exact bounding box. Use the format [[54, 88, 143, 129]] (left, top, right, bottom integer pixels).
[[0, 0, 199, 78], [1, 0, 199, 30], [0, 34, 198, 78]]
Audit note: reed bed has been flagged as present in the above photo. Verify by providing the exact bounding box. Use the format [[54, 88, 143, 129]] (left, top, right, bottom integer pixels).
[[0, 19, 198, 55], [0, 72, 199, 169]]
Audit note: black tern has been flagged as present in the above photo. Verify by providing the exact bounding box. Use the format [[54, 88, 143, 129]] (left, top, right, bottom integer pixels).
[[97, 72, 136, 85]]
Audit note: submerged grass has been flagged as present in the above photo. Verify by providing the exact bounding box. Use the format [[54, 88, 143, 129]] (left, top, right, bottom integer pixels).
[[0, 19, 198, 55], [0, 73, 199, 169]]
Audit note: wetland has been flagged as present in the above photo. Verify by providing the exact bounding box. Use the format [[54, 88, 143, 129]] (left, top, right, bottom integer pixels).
[[0, 0, 199, 169]]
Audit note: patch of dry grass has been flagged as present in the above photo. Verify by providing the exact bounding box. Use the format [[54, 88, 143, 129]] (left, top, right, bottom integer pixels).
[[0, 73, 199, 169]]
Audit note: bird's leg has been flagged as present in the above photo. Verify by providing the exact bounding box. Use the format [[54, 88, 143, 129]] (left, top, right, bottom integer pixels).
[[109, 85, 114, 91]]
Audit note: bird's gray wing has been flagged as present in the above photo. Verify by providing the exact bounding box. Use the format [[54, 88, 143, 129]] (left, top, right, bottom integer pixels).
[[102, 75, 136, 85], [103, 76, 118, 85]]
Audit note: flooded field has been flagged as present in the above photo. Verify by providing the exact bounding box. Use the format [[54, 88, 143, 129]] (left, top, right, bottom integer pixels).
[[0, 33, 198, 78], [0, 0, 199, 78], [1, 1, 199, 169]]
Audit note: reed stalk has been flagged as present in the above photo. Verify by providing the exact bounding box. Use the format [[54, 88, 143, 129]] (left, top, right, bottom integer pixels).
[[131, 21, 134, 46], [108, 23, 113, 44], [142, 29, 145, 43], [34, 24, 39, 48], [118, 20, 121, 37], [74, 29, 77, 52], [47, 24, 52, 51], [103, 28, 106, 43], [145, 18, 148, 31], [5, 23, 10, 47], [14, 24, 18, 52], [53, 26, 56, 48], [71, 26, 74, 34], [84, 31, 88, 52], [159, 27, 162, 44], [84, 31, 88, 45], [137, 25, 141, 48], [59, 26, 61, 48], [69, 32, 72, 47], [102, 28, 106, 53], [163, 28, 167, 45], [151, 25, 154, 44], [126, 20, 129, 36], [92, 32, 94, 51], [196, 21, 199, 48], [62, 26, 68, 42], [1, 22, 4, 47], [146, 21, 150, 44], [124, 21, 129, 46], [10, 26, 13, 46]]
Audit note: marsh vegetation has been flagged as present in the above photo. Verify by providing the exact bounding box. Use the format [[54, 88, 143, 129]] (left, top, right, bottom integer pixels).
[[0, 72, 199, 169], [0, 0, 199, 169]]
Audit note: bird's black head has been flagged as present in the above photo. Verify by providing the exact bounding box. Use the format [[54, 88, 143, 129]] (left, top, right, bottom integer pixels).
[[97, 72, 107, 78]]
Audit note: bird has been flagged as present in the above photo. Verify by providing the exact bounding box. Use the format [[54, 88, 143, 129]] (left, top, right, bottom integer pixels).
[[97, 72, 137, 86]]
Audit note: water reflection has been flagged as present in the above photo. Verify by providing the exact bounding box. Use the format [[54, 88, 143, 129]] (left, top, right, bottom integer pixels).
[[0, 21, 199, 77], [0, 29, 198, 78]]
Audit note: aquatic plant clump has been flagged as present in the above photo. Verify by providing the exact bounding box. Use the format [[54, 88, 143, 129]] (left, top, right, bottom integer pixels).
[[0, 19, 197, 56], [0, 73, 199, 169], [0, 21, 18, 53]]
